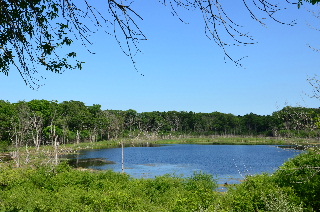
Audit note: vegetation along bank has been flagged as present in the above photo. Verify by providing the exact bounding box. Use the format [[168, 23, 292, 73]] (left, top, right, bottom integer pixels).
[[0, 99, 319, 211], [0, 147, 319, 211]]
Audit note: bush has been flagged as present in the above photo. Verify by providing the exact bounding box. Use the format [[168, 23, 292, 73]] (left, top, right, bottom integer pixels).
[[0, 165, 219, 211], [273, 149, 320, 211], [216, 174, 303, 212]]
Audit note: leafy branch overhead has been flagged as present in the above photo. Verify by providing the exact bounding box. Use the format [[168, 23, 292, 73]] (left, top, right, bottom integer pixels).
[[0, 0, 319, 89], [0, 0, 82, 88]]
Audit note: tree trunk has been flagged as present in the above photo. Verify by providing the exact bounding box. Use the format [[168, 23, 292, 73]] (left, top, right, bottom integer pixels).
[[76, 130, 80, 144]]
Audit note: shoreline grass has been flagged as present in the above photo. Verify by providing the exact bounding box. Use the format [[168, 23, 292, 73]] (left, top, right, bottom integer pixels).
[[61, 135, 320, 150]]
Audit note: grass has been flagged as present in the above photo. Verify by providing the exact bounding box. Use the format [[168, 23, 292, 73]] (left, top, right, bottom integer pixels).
[[150, 136, 320, 146]]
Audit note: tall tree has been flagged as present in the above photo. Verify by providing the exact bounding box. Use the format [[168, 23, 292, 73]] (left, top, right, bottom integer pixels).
[[0, 100, 14, 143], [60, 100, 92, 143]]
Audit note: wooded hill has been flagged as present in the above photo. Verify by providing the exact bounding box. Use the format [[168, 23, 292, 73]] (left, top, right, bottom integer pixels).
[[1, 100, 319, 147]]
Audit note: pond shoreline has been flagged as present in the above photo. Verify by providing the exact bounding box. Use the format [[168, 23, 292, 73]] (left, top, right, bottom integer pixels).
[[1, 136, 319, 168], [64, 143, 304, 186], [61, 135, 320, 151]]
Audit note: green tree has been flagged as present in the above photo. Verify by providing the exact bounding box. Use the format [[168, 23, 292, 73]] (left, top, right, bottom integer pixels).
[[0, 0, 83, 89], [87, 104, 104, 142], [27, 99, 59, 147], [60, 101, 92, 143], [0, 101, 14, 144], [124, 109, 138, 132], [210, 112, 237, 135], [299, 0, 320, 6], [272, 106, 319, 137], [138, 112, 165, 133], [103, 110, 125, 139]]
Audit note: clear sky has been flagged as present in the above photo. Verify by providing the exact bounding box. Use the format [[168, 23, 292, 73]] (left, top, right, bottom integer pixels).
[[1, 1, 320, 115]]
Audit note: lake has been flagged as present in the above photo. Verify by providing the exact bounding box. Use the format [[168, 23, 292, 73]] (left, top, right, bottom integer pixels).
[[69, 144, 302, 184]]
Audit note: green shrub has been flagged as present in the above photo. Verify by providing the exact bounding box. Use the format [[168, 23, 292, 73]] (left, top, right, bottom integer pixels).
[[216, 174, 303, 212], [273, 149, 320, 211]]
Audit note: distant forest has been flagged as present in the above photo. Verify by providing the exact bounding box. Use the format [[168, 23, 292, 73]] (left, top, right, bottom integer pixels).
[[1, 100, 319, 147]]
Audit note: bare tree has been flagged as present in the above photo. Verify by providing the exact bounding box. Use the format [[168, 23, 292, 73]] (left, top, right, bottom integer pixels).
[[10, 102, 32, 167], [306, 9, 320, 52], [308, 74, 320, 99], [30, 112, 43, 151]]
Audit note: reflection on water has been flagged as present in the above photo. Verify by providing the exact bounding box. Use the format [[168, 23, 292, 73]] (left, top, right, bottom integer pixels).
[[67, 144, 302, 184], [67, 158, 115, 168]]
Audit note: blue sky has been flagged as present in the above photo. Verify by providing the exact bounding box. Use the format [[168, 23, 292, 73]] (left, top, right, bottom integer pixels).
[[1, 1, 320, 115]]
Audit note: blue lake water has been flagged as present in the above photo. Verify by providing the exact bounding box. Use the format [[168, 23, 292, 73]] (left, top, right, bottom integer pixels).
[[73, 144, 302, 184]]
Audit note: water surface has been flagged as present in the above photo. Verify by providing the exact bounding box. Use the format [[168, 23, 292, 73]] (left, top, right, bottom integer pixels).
[[71, 144, 302, 184]]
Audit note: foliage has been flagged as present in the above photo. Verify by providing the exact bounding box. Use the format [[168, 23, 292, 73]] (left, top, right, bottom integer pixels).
[[1, 100, 320, 150], [217, 174, 303, 212], [299, 0, 320, 6], [0, 164, 218, 211], [0, 0, 84, 89], [218, 148, 320, 212], [273, 149, 320, 210]]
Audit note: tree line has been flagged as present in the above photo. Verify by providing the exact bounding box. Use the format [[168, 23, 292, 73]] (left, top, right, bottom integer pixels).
[[0, 100, 320, 147]]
